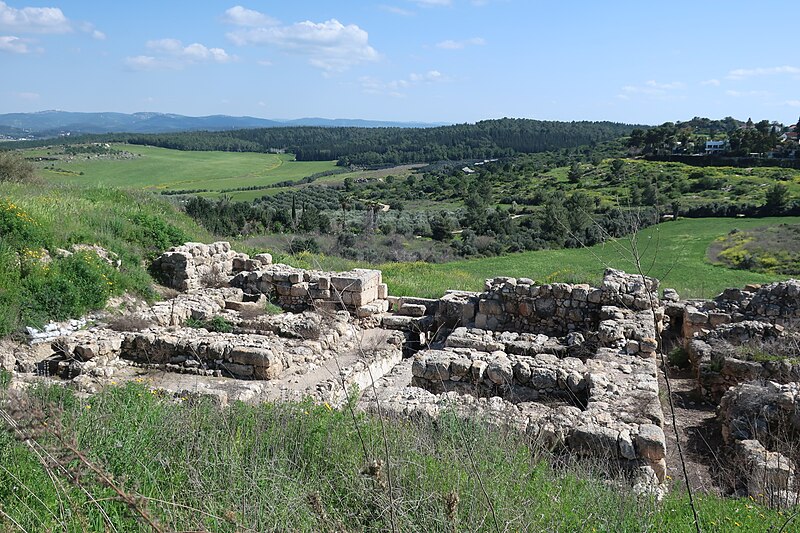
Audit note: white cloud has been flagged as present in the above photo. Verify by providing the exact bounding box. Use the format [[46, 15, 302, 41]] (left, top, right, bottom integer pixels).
[[436, 37, 485, 49], [725, 89, 770, 98], [727, 65, 800, 79], [785, 100, 800, 107], [227, 14, 379, 73], [257, 59, 273, 67], [700, 78, 720, 86], [126, 39, 235, 70], [620, 80, 685, 97], [0, 34, 28, 53], [361, 69, 448, 97], [380, 5, 415, 16], [0, 1, 70, 33], [409, 70, 445, 82], [409, 0, 452, 6], [78, 22, 105, 40], [222, 5, 278, 27]]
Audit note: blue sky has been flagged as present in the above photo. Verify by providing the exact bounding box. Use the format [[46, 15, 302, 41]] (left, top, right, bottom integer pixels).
[[1, 1, 799, 125]]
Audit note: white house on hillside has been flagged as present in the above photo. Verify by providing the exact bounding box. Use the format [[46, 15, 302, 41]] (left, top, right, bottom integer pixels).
[[705, 140, 727, 154]]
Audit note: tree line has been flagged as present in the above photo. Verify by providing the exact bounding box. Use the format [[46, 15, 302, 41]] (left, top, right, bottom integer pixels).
[[116, 119, 641, 165]]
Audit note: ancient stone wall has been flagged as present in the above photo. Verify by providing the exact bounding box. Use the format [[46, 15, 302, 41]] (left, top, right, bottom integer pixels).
[[718, 381, 800, 506], [682, 279, 800, 339], [687, 321, 800, 400], [231, 265, 389, 316], [432, 268, 660, 337], [150, 241, 272, 291]]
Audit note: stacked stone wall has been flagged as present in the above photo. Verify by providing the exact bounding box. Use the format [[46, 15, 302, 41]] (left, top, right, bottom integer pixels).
[[231, 265, 389, 316], [449, 269, 660, 337]]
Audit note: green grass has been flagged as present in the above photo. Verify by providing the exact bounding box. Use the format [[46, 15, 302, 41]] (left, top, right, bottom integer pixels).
[[0, 381, 792, 532], [34, 144, 338, 196], [0, 178, 207, 334], [376, 217, 800, 299]]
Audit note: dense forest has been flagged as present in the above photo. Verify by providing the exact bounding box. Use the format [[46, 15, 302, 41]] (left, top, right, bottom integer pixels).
[[119, 119, 642, 165]]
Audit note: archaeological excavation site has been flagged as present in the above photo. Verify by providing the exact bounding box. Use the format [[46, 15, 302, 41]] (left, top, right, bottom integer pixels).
[[4, 241, 800, 502]]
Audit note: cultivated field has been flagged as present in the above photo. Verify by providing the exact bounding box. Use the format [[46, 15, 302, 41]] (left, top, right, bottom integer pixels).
[[375, 216, 800, 299], [31, 144, 338, 200]]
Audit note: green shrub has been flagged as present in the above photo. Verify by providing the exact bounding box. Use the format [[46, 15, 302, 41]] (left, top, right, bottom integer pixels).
[[20, 251, 121, 327], [668, 347, 690, 369], [130, 212, 190, 257], [186, 315, 234, 333]]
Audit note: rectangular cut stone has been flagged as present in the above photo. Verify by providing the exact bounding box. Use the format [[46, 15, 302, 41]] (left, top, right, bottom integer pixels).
[[340, 286, 379, 307], [330, 269, 381, 293], [308, 289, 331, 299], [478, 299, 503, 316], [290, 283, 309, 297], [399, 303, 427, 317], [377, 283, 388, 300]]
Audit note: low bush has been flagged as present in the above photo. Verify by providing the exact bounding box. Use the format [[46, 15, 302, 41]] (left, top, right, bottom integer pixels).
[[186, 315, 234, 333]]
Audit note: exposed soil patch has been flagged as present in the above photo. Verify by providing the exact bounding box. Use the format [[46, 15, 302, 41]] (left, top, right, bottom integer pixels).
[[659, 365, 727, 495]]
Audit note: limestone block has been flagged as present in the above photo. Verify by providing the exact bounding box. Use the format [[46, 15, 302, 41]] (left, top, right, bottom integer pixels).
[[487, 357, 513, 385], [253, 253, 272, 265], [478, 299, 503, 316], [340, 286, 379, 307], [450, 357, 472, 380], [330, 269, 381, 293], [356, 304, 381, 318], [529, 366, 558, 389], [399, 303, 427, 317], [569, 424, 620, 458], [471, 360, 488, 381], [290, 283, 309, 297], [636, 424, 666, 462]]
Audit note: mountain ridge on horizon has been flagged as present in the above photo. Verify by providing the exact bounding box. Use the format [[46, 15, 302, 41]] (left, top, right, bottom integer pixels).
[[0, 110, 450, 138]]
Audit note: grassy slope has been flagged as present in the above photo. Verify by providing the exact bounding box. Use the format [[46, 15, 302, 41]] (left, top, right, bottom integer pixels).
[[0, 179, 208, 332], [34, 144, 338, 198], [0, 380, 789, 532], [377, 217, 800, 299]]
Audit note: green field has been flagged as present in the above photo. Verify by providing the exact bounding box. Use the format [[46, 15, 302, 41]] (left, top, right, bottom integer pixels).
[[373, 217, 800, 299], [33, 144, 338, 199]]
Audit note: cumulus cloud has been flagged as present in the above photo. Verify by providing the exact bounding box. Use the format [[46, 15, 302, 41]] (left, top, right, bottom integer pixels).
[[436, 37, 485, 49], [700, 78, 720, 86], [0, 34, 28, 53], [0, 1, 70, 33], [727, 65, 800, 79], [361, 69, 448, 97], [226, 9, 379, 73], [126, 38, 235, 70], [222, 5, 278, 27], [786, 100, 800, 107]]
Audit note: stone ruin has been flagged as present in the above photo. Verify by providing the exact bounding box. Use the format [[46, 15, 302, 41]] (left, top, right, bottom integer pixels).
[[16, 239, 772, 496], [663, 278, 800, 505], [5, 240, 800, 504]]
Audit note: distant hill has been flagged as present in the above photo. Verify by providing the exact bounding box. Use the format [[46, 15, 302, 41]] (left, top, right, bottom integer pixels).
[[0, 111, 445, 138]]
